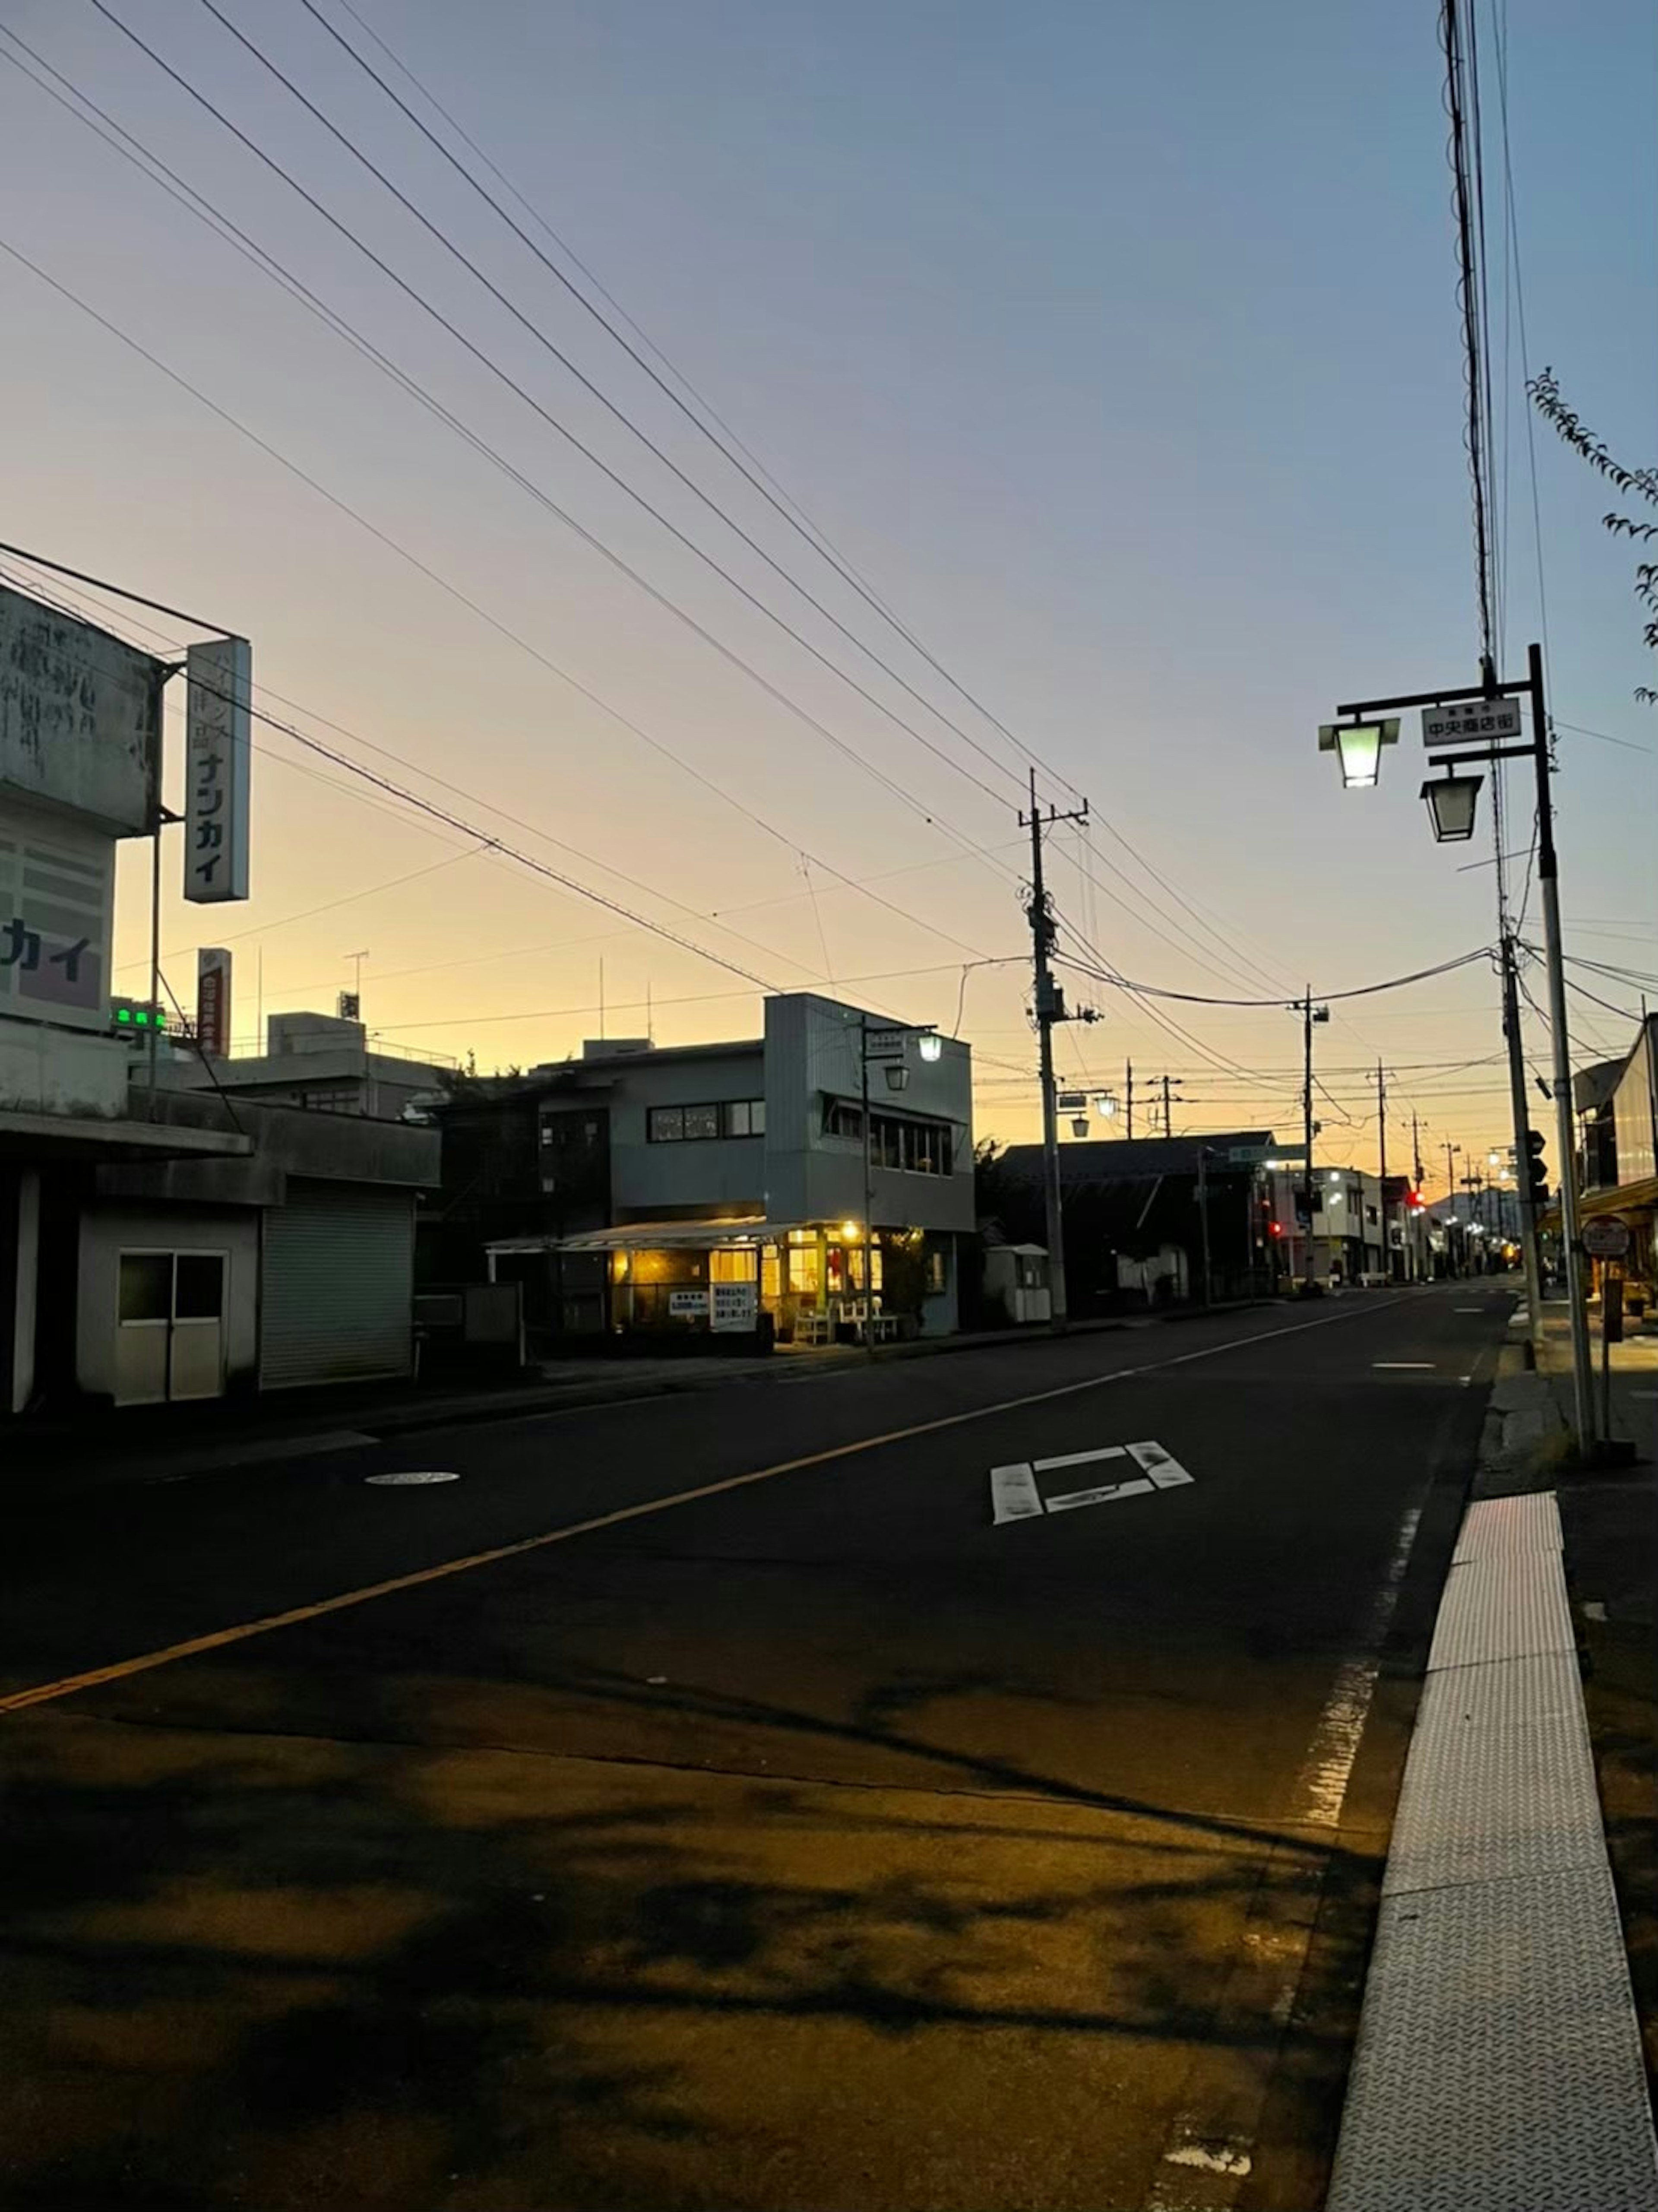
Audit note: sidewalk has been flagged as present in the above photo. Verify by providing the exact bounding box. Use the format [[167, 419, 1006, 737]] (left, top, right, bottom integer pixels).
[[1326, 1312, 1658, 2210]]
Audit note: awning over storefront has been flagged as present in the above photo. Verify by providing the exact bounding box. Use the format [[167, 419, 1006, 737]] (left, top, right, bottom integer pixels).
[[1539, 1176, 1658, 1234], [488, 1218, 810, 1257]]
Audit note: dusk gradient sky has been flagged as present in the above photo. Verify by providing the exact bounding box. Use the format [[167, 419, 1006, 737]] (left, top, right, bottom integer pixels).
[[2, 0, 1654, 1192]]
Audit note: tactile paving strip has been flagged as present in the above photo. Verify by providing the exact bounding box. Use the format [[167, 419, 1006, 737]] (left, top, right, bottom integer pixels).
[[1427, 1550, 1576, 1671], [1382, 1657, 1603, 1895], [1329, 1866, 1658, 2212], [1453, 1489, 1561, 1563]]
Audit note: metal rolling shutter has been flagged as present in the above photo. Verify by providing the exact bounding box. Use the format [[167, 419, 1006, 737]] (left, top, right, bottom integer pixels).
[[260, 1180, 413, 1388]]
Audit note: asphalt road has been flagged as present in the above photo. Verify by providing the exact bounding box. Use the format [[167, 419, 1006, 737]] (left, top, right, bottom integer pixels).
[[1, 1285, 1514, 2212]]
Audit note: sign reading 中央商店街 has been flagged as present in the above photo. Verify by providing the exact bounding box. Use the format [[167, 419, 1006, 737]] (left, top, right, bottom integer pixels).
[[184, 637, 252, 905], [1421, 698, 1523, 746]]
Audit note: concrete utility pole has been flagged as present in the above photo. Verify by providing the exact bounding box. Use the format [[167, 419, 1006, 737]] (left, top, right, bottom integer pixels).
[[1162, 1072, 1175, 1139], [1125, 1060, 1135, 1140], [1376, 1061, 1389, 1281], [1195, 1144, 1212, 1306], [1022, 771, 1091, 1332], [1298, 989, 1328, 1288], [1501, 935, 1544, 1347]]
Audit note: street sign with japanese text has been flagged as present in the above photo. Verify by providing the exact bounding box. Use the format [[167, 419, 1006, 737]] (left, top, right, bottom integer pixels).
[[1421, 698, 1522, 746], [196, 947, 231, 1058], [184, 637, 251, 904]]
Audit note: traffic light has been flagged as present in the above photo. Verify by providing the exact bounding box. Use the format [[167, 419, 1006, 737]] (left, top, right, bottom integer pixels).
[[1526, 1128, 1550, 1208]]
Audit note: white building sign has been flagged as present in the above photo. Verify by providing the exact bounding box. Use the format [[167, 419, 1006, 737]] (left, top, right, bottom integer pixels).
[[668, 1288, 708, 1321], [0, 797, 114, 1033], [711, 1282, 758, 1332], [1421, 698, 1522, 746], [0, 585, 162, 836], [184, 636, 251, 904]]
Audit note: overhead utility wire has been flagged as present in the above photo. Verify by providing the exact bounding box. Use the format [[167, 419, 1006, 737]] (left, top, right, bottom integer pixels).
[[97, 0, 1018, 818], [298, 0, 1086, 811], [0, 51, 1011, 961], [28, 25, 1026, 904], [1055, 944, 1496, 1009], [0, 224, 1022, 973]]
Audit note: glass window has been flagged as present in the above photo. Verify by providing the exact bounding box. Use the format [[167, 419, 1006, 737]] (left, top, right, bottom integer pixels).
[[709, 1249, 757, 1282], [683, 1103, 720, 1141], [926, 1248, 947, 1295], [722, 1100, 766, 1137], [648, 1106, 684, 1142], [761, 1246, 781, 1302], [749, 1100, 766, 1136], [789, 1245, 822, 1295], [823, 1100, 862, 1141], [174, 1253, 225, 1320], [118, 1252, 171, 1324]]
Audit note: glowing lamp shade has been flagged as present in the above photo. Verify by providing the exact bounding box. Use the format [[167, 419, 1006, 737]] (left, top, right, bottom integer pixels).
[[917, 1031, 943, 1063], [1319, 718, 1398, 789], [1421, 770, 1483, 843]]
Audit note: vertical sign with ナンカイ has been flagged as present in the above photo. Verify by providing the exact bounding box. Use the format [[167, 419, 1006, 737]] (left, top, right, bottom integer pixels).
[[196, 945, 232, 1057], [184, 636, 251, 904]]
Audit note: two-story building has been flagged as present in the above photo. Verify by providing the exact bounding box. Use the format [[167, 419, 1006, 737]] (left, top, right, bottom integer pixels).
[[431, 992, 974, 1343], [1, 583, 440, 1418]]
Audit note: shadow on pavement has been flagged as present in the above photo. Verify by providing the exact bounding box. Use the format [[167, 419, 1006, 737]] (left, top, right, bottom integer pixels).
[[0, 1648, 1371, 2212]]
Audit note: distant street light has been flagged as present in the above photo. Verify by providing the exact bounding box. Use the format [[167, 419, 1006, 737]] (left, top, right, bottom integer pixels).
[[1421, 769, 1484, 843], [1318, 719, 1399, 789]]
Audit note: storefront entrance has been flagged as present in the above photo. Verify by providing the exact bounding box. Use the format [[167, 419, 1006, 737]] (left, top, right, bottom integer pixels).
[[114, 1249, 227, 1405]]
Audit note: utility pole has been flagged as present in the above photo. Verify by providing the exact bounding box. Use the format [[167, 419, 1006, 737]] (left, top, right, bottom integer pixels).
[[1500, 935, 1544, 1347], [1162, 1072, 1175, 1139], [1195, 1144, 1212, 1306], [1297, 989, 1328, 1290], [1022, 771, 1091, 1333], [1376, 1061, 1389, 1283], [1125, 1060, 1135, 1140], [1525, 646, 1595, 1447]]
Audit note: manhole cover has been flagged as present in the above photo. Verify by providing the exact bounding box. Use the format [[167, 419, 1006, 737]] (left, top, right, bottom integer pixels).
[[365, 1470, 460, 1486]]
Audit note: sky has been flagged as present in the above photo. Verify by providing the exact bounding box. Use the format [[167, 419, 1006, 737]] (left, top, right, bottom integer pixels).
[[1, 0, 1654, 1198]]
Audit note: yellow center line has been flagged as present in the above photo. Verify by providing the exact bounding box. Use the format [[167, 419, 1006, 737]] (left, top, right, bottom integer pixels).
[[1, 1299, 1407, 1718]]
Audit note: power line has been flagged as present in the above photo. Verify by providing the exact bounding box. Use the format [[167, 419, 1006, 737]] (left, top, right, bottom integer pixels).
[[90, 0, 1026, 821], [11, 16, 1306, 1023], [298, 0, 1088, 812], [1054, 943, 1496, 1010]]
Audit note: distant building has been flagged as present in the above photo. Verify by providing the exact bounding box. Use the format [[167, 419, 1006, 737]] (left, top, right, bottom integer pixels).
[[165, 1008, 453, 1122], [991, 1131, 1281, 1312], [428, 993, 974, 1343]]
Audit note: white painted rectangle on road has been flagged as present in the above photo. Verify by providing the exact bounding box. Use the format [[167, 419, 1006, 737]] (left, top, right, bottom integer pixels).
[[1032, 1444, 1128, 1475], [1127, 1439, 1195, 1488], [989, 1462, 1043, 1524], [1047, 1476, 1154, 1513], [1374, 1362, 1435, 1370], [989, 1439, 1195, 1524]]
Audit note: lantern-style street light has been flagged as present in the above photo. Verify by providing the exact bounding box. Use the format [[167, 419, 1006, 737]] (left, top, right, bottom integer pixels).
[[1318, 719, 1399, 789], [1421, 768, 1484, 843], [1313, 642, 1592, 1449]]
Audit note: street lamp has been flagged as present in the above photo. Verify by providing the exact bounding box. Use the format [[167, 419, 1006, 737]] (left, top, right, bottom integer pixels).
[[1318, 719, 1399, 789], [1314, 643, 1593, 1449], [1421, 768, 1484, 843]]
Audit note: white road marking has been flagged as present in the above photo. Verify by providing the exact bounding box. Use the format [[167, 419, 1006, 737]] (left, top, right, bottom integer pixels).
[[1164, 2139, 1253, 2177], [989, 1462, 1043, 1524], [1373, 1361, 1434, 1369], [1032, 1444, 1128, 1474], [991, 1439, 1195, 1523], [1291, 1505, 1421, 1830], [365, 1470, 460, 1487], [1128, 1439, 1195, 1488], [1455, 1306, 1486, 1313], [1583, 1600, 1608, 1623], [1046, 1475, 1154, 1513]]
